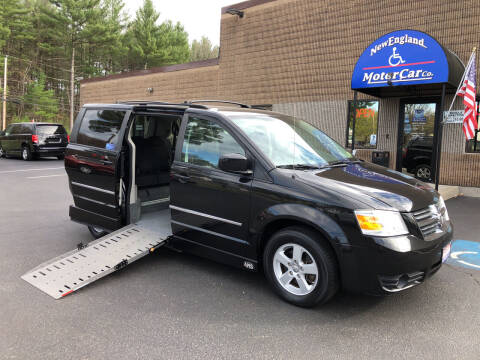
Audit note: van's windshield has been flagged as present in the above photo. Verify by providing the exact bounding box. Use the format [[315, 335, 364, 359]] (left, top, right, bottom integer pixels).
[[225, 112, 353, 168]]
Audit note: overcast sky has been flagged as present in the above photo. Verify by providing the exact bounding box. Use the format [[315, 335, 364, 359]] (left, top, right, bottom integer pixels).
[[123, 0, 236, 45]]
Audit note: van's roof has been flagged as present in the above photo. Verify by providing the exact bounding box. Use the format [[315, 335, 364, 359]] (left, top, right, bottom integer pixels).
[[82, 101, 277, 117], [12, 122, 64, 126]]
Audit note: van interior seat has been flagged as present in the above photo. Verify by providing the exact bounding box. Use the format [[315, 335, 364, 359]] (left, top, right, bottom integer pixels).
[[135, 118, 172, 188]]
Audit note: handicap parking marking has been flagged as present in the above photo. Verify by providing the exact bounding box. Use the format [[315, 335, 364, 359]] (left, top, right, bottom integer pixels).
[[447, 240, 480, 270]]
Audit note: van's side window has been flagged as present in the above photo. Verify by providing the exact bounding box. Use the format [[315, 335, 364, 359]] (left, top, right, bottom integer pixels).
[[181, 116, 244, 169], [77, 109, 126, 149], [10, 124, 21, 135]]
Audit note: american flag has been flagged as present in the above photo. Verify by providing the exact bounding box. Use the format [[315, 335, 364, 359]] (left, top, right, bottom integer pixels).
[[458, 53, 478, 140]]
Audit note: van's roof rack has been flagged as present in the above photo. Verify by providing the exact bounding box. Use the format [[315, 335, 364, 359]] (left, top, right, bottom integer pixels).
[[185, 100, 251, 108], [116, 100, 208, 109]]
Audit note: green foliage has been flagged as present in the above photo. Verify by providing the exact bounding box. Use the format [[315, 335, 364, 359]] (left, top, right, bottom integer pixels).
[[0, 0, 217, 129], [126, 0, 190, 70], [190, 36, 219, 62], [23, 72, 58, 122], [0, 0, 33, 51]]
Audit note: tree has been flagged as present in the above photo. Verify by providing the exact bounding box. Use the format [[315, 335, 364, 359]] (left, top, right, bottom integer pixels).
[[98, 0, 129, 75], [23, 72, 58, 122], [190, 36, 219, 62], [0, 0, 33, 52], [126, 0, 189, 70], [39, 0, 114, 129]]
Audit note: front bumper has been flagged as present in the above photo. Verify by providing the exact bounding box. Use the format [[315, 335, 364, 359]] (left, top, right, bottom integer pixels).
[[340, 221, 453, 295]]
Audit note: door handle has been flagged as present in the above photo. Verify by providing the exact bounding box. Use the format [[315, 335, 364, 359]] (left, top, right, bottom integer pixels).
[[101, 160, 113, 166]]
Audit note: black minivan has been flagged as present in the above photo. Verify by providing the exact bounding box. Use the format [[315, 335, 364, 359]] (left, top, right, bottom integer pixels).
[[0, 122, 69, 160], [64, 101, 453, 307]]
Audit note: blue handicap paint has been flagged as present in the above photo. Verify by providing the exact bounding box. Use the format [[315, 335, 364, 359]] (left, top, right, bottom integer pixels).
[[446, 240, 480, 270]]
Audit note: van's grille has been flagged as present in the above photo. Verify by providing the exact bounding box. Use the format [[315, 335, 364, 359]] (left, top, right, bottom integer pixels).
[[412, 205, 442, 238]]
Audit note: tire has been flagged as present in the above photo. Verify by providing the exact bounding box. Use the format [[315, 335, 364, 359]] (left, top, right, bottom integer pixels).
[[87, 225, 110, 239], [0, 145, 5, 158], [22, 145, 32, 161], [263, 226, 339, 307], [415, 164, 432, 182], [57, 154, 65, 160]]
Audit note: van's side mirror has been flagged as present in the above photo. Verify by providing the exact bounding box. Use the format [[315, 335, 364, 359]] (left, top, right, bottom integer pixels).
[[219, 153, 252, 175]]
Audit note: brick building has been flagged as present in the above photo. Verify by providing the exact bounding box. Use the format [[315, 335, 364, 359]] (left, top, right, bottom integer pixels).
[[79, 0, 480, 187]]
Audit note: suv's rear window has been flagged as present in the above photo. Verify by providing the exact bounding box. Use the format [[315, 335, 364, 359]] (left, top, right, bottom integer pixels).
[[36, 125, 66, 135], [77, 109, 126, 149]]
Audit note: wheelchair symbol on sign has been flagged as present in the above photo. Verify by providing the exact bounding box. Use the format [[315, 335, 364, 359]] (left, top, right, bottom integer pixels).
[[388, 47, 406, 66]]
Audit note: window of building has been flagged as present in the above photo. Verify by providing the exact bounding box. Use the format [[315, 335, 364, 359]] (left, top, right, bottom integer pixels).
[[465, 100, 480, 153], [77, 109, 126, 149], [181, 116, 244, 169], [346, 100, 379, 149]]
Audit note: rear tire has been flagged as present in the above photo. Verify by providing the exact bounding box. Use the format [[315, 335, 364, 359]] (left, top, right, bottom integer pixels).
[[0, 145, 5, 158], [87, 225, 110, 239], [22, 145, 32, 161], [263, 226, 339, 307]]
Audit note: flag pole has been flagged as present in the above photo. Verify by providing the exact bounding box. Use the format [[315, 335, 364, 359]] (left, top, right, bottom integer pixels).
[[445, 47, 476, 119], [434, 82, 447, 191], [436, 47, 476, 190]]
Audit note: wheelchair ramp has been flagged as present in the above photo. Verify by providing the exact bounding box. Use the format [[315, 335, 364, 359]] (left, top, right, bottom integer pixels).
[[21, 224, 167, 299]]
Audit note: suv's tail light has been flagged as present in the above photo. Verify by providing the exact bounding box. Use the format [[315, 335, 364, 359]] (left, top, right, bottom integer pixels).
[[32, 135, 39, 144], [67, 135, 70, 143]]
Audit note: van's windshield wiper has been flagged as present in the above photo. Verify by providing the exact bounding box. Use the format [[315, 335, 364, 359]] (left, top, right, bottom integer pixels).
[[277, 164, 322, 170], [328, 158, 361, 166]]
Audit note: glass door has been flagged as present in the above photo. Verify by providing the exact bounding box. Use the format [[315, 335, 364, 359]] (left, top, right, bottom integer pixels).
[[397, 100, 439, 182]]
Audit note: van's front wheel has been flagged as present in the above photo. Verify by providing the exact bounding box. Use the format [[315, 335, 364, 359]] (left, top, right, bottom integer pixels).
[[263, 226, 339, 307], [87, 225, 110, 239]]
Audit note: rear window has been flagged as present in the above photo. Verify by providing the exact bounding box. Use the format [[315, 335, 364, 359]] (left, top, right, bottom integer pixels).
[[77, 109, 126, 149], [36, 125, 66, 136]]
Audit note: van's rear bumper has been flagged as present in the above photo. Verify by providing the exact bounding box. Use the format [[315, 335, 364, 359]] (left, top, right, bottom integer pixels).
[[339, 222, 453, 295], [33, 145, 66, 157]]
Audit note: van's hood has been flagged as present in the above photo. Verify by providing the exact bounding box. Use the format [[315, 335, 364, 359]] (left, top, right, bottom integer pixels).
[[292, 162, 438, 212]]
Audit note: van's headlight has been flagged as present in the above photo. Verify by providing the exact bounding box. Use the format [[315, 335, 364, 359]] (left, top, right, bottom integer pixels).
[[437, 196, 450, 221], [354, 209, 409, 237]]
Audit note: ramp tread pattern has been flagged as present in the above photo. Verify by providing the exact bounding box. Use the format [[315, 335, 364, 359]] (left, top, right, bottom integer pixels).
[[21, 224, 165, 299]]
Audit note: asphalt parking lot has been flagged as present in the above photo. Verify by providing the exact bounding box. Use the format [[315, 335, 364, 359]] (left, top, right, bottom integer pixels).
[[1, 158, 480, 360]]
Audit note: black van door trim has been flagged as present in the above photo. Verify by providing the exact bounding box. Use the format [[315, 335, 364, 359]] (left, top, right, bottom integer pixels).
[[169, 205, 243, 227], [171, 220, 249, 245], [71, 181, 115, 195]]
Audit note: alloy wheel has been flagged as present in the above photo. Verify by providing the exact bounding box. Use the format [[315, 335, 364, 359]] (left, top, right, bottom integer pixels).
[[416, 166, 431, 180], [22, 148, 28, 160], [273, 243, 318, 296], [0, 146, 4, 158]]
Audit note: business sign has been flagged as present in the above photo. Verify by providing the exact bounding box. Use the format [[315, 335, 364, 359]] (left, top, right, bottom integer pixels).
[[352, 30, 449, 90], [412, 108, 426, 123], [443, 110, 464, 123]]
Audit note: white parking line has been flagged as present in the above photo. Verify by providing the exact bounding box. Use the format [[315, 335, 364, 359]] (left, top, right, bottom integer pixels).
[[0, 167, 64, 174], [27, 174, 67, 179]]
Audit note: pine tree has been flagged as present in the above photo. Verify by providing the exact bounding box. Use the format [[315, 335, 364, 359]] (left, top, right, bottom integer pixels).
[[126, 0, 190, 70], [0, 0, 32, 52], [23, 72, 58, 122], [39, 0, 114, 129]]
